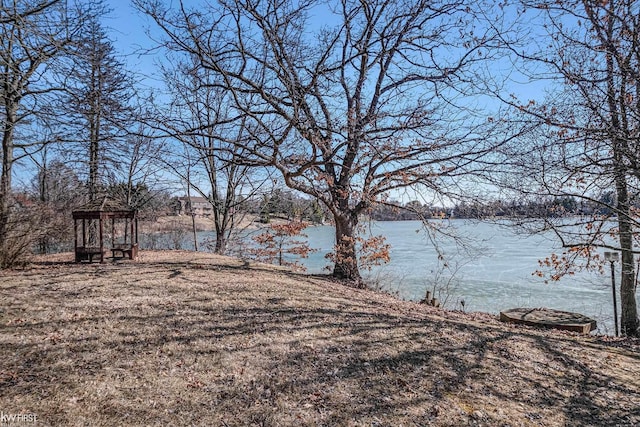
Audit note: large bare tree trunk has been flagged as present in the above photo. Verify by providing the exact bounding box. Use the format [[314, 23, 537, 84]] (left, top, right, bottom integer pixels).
[[213, 229, 226, 254], [606, 18, 640, 336], [0, 96, 18, 250], [332, 211, 362, 284], [0, 111, 15, 246], [88, 47, 101, 202], [615, 165, 640, 336]]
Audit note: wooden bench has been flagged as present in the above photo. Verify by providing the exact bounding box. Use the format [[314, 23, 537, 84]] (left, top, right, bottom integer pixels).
[[111, 243, 139, 260], [75, 247, 104, 263]]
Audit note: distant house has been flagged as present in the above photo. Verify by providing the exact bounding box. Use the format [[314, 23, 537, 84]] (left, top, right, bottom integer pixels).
[[174, 197, 213, 217]]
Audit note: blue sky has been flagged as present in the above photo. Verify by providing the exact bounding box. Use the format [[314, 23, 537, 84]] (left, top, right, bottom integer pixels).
[[103, 0, 161, 88], [101, 0, 549, 103], [103, 1, 145, 53]]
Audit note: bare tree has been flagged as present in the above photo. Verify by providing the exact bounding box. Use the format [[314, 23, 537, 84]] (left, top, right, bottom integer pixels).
[[0, 0, 85, 264], [153, 56, 269, 254], [137, 0, 508, 283], [59, 0, 136, 202], [30, 156, 85, 253], [0, 0, 60, 23], [119, 133, 162, 207], [495, 0, 640, 336]]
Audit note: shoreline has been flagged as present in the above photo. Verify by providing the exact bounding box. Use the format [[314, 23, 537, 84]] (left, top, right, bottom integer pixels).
[[23, 250, 640, 342]]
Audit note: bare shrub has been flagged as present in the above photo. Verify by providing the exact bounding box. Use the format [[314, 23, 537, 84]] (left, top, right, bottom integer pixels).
[[0, 202, 48, 268], [166, 220, 187, 250]]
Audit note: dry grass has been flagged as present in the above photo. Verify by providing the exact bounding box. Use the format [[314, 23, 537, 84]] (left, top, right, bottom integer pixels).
[[1, 250, 639, 426]]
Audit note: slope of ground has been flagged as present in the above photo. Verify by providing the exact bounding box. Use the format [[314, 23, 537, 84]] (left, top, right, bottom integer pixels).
[[1, 251, 639, 426]]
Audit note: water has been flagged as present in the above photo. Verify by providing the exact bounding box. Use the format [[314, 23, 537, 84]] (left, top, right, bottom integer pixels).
[[192, 219, 638, 335]]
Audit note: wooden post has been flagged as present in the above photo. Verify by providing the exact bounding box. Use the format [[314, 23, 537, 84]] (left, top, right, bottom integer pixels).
[[610, 260, 619, 337], [99, 218, 104, 263], [74, 219, 79, 262], [191, 213, 198, 252]]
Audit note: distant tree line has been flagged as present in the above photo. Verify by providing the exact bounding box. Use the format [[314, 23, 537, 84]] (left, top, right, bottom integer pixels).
[[452, 194, 624, 219], [363, 193, 622, 221]]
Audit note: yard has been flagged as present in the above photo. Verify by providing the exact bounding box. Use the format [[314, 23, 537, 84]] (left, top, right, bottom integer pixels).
[[1, 251, 639, 426]]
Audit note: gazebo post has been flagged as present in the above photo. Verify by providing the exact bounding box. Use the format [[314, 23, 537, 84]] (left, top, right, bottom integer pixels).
[[82, 219, 87, 248], [99, 218, 104, 263], [111, 217, 116, 248], [74, 219, 79, 262]]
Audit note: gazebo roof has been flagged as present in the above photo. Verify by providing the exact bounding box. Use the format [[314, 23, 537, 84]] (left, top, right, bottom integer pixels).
[[72, 198, 137, 220]]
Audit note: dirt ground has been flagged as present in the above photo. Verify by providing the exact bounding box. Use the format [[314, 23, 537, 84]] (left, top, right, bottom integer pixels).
[[1, 250, 639, 426]]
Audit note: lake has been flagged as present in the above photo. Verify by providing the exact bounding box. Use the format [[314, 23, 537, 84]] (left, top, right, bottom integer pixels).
[[193, 219, 638, 335]]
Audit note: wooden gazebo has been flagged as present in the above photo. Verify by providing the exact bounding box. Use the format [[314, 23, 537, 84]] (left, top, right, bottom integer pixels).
[[73, 199, 139, 263]]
